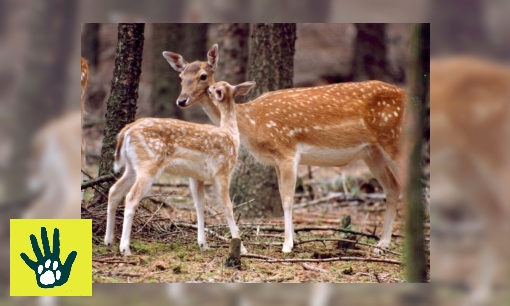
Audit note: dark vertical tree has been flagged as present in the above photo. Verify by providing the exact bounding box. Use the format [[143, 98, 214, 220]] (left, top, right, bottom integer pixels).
[[405, 23, 429, 283], [350, 24, 390, 82], [151, 23, 184, 119], [81, 23, 100, 69], [93, 23, 144, 203], [213, 23, 250, 102], [230, 23, 296, 218]]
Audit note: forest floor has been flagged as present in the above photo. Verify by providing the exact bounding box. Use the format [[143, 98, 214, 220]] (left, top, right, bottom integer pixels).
[[84, 162, 430, 284]]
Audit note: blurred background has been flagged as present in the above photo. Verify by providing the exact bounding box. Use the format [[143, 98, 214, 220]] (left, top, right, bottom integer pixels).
[[0, 0, 508, 306]]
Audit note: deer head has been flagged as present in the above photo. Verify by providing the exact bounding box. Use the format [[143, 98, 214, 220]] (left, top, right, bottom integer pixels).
[[207, 81, 256, 109], [162, 44, 218, 108]]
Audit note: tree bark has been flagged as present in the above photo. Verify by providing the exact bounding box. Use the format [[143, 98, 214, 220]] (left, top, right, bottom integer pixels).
[[81, 23, 100, 69], [93, 23, 144, 203], [151, 23, 184, 119], [350, 24, 389, 82], [230, 23, 296, 218], [212, 23, 249, 103], [405, 23, 429, 283]]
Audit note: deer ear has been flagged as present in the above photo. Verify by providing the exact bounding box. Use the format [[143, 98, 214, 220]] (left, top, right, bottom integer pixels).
[[162, 51, 188, 72], [214, 88, 224, 101], [233, 81, 256, 97], [207, 44, 218, 71]]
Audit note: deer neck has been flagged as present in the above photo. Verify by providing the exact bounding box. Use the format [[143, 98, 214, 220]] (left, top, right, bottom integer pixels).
[[219, 104, 240, 147], [199, 98, 222, 126], [200, 96, 252, 146]]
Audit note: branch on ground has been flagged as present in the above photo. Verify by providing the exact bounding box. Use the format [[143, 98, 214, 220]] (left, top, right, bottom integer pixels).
[[81, 173, 116, 190], [242, 225, 380, 240], [242, 253, 402, 265]]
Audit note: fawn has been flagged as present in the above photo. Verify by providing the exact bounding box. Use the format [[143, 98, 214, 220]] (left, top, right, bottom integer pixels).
[[104, 80, 256, 255]]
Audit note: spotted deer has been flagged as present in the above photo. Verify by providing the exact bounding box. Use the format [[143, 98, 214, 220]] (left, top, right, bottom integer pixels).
[[163, 44, 406, 253], [104, 80, 256, 255], [81, 57, 89, 199]]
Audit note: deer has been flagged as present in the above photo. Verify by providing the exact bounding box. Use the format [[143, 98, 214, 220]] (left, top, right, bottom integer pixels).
[[104, 80, 256, 256], [163, 44, 406, 254]]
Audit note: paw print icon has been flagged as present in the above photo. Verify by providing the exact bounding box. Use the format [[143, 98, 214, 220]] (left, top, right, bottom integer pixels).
[[20, 227, 77, 289]]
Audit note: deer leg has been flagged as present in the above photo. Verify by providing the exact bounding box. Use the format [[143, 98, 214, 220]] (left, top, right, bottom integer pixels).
[[277, 158, 298, 253], [119, 171, 154, 256], [189, 178, 209, 251], [212, 176, 247, 254], [104, 165, 135, 247], [363, 146, 400, 252]]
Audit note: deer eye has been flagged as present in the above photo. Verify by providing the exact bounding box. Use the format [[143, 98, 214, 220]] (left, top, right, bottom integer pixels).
[[200, 74, 207, 81]]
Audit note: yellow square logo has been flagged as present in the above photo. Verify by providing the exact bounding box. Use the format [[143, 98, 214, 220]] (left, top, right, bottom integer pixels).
[[10, 219, 92, 296]]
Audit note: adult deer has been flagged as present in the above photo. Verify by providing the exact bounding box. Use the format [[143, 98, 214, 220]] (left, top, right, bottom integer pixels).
[[105, 80, 255, 255], [163, 44, 405, 253]]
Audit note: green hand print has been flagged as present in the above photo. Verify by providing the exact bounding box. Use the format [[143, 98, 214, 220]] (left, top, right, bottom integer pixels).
[[20, 227, 77, 288]]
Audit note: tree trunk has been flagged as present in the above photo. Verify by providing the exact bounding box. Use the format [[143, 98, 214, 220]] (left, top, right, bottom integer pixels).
[[350, 24, 389, 82], [93, 23, 144, 203], [81, 23, 100, 69], [212, 23, 249, 103], [405, 23, 429, 283], [230, 23, 296, 218], [151, 23, 184, 119]]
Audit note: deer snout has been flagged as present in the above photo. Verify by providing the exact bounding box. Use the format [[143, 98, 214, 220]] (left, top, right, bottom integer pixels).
[[176, 97, 189, 107]]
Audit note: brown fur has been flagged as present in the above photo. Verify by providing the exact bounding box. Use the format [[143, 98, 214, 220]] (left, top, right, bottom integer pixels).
[[105, 80, 254, 255], [163, 45, 405, 253]]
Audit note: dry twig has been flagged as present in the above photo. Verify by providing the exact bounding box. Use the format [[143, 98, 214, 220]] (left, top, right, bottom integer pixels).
[[242, 253, 402, 265], [81, 173, 116, 189], [241, 225, 380, 240], [294, 192, 386, 209], [295, 237, 402, 256]]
